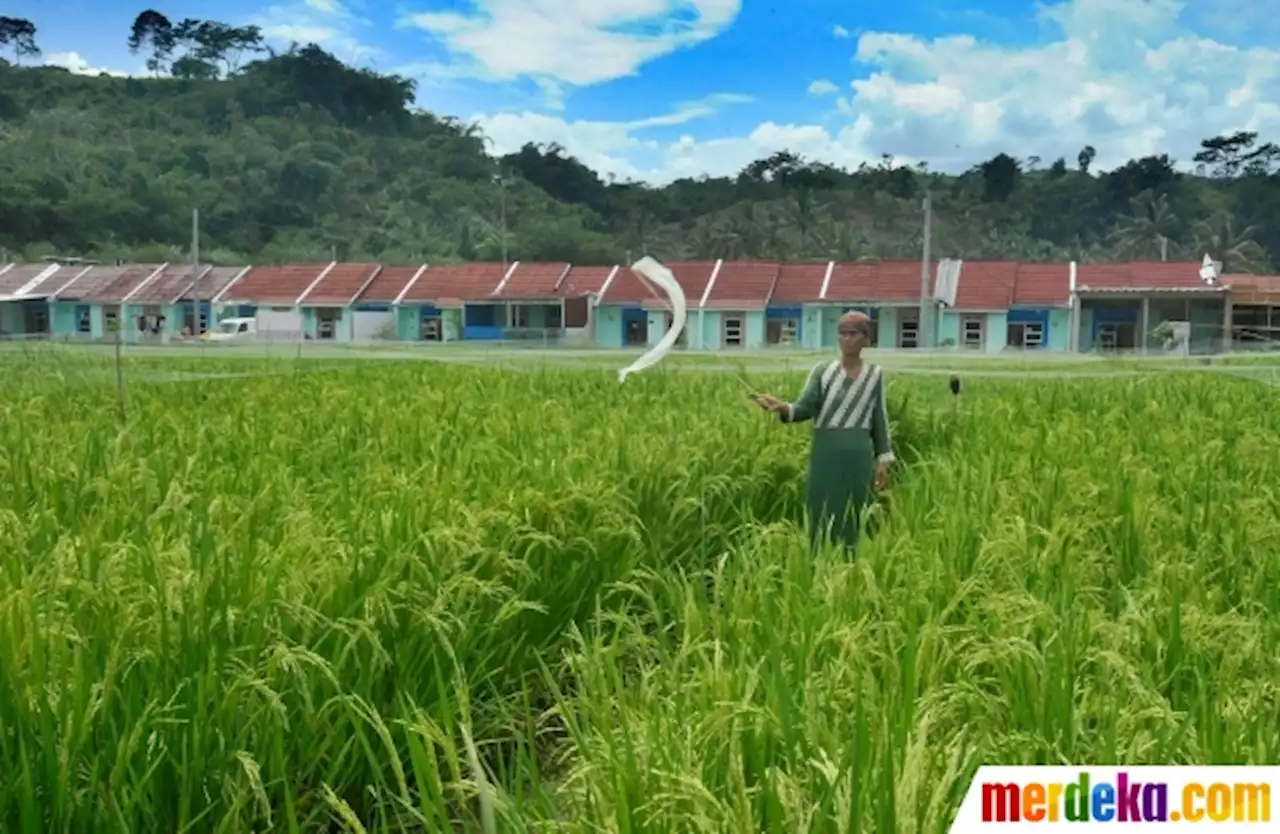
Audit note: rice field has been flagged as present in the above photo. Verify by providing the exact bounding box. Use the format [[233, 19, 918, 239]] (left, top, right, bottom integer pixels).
[[2, 352, 1280, 832]]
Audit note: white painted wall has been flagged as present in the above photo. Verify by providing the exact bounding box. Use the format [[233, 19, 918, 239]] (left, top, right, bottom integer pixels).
[[257, 307, 303, 340], [351, 310, 395, 341]]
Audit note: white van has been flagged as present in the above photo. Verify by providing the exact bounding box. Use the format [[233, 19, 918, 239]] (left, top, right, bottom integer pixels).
[[203, 317, 258, 342]]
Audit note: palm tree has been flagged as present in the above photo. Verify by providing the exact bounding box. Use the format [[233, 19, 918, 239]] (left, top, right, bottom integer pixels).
[[1109, 191, 1178, 260], [1192, 214, 1266, 274]]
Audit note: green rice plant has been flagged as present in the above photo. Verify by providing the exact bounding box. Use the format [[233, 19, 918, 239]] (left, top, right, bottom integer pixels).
[[0, 360, 1277, 832]]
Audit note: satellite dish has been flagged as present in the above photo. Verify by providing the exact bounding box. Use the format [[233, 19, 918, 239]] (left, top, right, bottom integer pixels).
[[1199, 253, 1221, 283]]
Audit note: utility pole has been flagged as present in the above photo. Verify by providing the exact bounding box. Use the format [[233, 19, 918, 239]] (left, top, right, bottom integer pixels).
[[498, 177, 508, 269], [919, 189, 932, 349], [191, 208, 201, 337]]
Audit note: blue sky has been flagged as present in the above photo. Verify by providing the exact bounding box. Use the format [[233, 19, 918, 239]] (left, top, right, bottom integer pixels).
[[12, 0, 1280, 183]]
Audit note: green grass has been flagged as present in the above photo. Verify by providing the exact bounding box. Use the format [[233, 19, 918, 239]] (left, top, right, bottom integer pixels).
[[1, 355, 1279, 832]]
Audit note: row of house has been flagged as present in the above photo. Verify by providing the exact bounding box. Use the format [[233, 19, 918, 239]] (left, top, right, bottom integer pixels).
[[2, 258, 1279, 352]]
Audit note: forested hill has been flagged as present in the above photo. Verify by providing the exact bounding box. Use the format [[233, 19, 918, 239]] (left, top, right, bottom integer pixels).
[[1, 13, 1279, 271]]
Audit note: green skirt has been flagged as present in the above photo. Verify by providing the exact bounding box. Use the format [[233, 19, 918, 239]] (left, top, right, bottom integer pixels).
[[806, 426, 876, 552]]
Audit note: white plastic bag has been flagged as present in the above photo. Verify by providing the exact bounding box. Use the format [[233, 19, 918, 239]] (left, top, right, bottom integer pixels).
[[618, 256, 688, 382]]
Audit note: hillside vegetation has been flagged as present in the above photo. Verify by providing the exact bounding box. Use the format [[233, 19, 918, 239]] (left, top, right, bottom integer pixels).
[[1, 12, 1279, 271]]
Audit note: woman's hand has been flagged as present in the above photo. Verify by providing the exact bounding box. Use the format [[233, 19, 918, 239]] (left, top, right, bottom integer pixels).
[[751, 393, 787, 414]]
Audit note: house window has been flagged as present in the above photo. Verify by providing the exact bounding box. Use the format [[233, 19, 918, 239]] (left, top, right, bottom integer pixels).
[[316, 308, 340, 339], [898, 314, 918, 348], [765, 318, 798, 345], [25, 307, 49, 333], [421, 316, 441, 341], [104, 306, 119, 332], [1096, 324, 1117, 351], [77, 308, 91, 333], [722, 314, 744, 347], [962, 316, 985, 349], [1007, 321, 1045, 348]]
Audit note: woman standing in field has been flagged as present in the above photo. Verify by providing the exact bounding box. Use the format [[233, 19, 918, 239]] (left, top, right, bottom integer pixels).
[[752, 310, 895, 551]]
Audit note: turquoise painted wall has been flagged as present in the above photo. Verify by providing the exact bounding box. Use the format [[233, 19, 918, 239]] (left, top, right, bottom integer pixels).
[[684, 310, 766, 349], [396, 306, 417, 340], [685, 310, 708, 349], [299, 307, 350, 342], [523, 305, 549, 328], [1047, 309, 1070, 350], [0, 303, 19, 333], [877, 307, 898, 348], [165, 304, 184, 338], [59, 302, 105, 339], [819, 308, 839, 347], [705, 311, 723, 349], [646, 310, 665, 346], [746, 310, 765, 348], [1078, 307, 1095, 351], [596, 306, 623, 347], [801, 305, 823, 348], [986, 313, 1008, 352], [395, 305, 459, 340], [938, 311, 1008, 353], [50, 302, 79, 337], [937, 311, 960, 346]]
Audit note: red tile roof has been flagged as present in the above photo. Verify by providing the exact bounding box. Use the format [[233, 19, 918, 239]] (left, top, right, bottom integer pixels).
[[128, 265, 208, 305], [769, 261, 829, 304], [598, 260, 716, 307], [400, 263, 507, 304], [1012, 262, 1070, 306], [185, 267, 249, 303], [872, 260, 933, 302], [0, 264, 56, 295], [124, 265, 247, 305], [356, 265, 424, 303], [703, 260, 779, 309], [644, 260, 716, 310], [38, 266, 93, 297], [952, 261, 1016, 310], [1076, 261, 1212, 291], [55, 265, 164, 302], [1226, 274, 1280, 304], [220, 264, 328, 304], [823, 261, 877, 301], [494, 262, 570, 300], [300, 262, 381, 305], [556, 265, 614, 297]]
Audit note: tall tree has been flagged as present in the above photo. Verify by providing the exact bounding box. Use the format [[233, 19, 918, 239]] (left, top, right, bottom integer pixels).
[[1194, 131, 1280, 178], [127, 11, 178, 75], [1110, 191, 1179, 260], [979, 153, 1021, 202], [1077, 145, 1096, 174], [184, 20, 265, 75], [0, 17, 39, 64]]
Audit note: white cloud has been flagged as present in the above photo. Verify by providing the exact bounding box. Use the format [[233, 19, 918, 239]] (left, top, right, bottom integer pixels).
[[808, 79, 839, 96], [43, 52, 134, 77], [470, 0, 1280, 184], [252, 0, 381, 64], [833, 25, 851, 38], [397, 0, 742, 87]]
